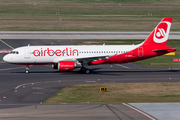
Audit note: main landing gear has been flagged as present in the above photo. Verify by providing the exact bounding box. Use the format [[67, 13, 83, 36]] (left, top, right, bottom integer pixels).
[[80, 62, 91, 74], [80, 67, 90, 74], [25, 65, 29, 74]]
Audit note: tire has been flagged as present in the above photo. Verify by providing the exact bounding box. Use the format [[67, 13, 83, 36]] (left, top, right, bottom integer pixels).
[[85, 69, 90, 74], [26, 70, 29, 74], [81, 67, 86, 73]]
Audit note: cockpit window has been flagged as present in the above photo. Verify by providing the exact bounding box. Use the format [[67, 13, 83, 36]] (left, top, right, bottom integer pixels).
[[10, 51, 19, 54]]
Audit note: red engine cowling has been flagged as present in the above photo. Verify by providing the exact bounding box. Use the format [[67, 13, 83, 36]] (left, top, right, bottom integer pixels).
[[58, 61, 75, 71]]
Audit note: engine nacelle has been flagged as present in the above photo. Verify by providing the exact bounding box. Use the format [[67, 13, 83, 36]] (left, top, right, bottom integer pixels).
[[58, 61, 75, 71], [53, 61, 82, 71]]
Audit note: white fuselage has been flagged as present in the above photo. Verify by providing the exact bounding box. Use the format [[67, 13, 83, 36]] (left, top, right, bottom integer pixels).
[[3, 44, 141, 64]]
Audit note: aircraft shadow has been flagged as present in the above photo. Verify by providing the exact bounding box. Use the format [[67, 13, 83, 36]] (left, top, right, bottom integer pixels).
[[11, 68, 180, 75]]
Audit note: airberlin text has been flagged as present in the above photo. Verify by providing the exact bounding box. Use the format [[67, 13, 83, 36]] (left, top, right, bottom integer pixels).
[[33, 48, 79, 57]]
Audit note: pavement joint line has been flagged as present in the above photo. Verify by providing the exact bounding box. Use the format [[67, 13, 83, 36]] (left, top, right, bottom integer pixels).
[[85, 81, 97, 83], [43, 65, 52, 67], [0, 39, 14, 50], [122, 103, 156, 120], [33, 92, 45, 94], [115, 64, 130, 69]]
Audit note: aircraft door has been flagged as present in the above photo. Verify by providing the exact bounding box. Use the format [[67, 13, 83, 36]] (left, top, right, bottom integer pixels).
[[24, 48, 30, 59], [138, 47, 143, 57]]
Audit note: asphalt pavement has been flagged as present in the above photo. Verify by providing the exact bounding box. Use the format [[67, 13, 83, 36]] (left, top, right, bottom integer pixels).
[[1, 35, 180, 120]]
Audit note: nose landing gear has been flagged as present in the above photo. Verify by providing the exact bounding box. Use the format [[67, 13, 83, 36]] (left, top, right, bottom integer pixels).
[[25, 65, 29, 74]]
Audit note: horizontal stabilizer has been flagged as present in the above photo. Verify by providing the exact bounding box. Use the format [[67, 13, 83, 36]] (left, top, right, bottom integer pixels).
[[153, 48, 174, 52]]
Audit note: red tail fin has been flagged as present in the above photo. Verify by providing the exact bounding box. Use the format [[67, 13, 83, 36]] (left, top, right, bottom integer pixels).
[[143, 17, 172, 46]]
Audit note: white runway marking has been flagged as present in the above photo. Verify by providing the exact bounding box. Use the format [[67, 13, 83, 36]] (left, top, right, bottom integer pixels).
[[15, 82, 42, 89], [32, 87, 44, 90], [115, 64, 130, 69]]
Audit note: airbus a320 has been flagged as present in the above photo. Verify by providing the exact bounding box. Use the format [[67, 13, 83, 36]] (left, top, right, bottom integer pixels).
[[3, 17, 176, 74]]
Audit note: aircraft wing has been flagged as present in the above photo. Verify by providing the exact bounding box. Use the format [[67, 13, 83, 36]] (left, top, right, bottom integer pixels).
[[76, 55, 110, 62], [53, 55, 111, 63]]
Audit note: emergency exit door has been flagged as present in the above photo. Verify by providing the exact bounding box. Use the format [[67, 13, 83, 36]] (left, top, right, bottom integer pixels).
[[138, 47, 143, 57]]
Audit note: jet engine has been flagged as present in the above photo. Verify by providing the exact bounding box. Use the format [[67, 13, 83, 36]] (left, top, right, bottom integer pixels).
[[53, 61, 81, 71]]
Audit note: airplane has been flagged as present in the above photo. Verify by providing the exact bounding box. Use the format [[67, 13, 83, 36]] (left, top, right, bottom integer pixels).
[[3, 17, 176, 74]]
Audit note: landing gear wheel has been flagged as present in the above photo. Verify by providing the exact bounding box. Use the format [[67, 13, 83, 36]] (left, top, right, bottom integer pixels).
[[85, 69, 90, 74], [81, 67, 86, 73], [25, 70, 29, 74], [25, 65, 29, 74], [81, 67, 90, 74]]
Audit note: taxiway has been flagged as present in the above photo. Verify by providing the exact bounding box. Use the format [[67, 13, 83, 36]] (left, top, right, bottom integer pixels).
[[1, 36, 180, 120]]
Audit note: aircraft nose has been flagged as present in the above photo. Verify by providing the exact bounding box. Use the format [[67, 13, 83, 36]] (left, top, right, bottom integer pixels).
[[3, 55, 10, 62]]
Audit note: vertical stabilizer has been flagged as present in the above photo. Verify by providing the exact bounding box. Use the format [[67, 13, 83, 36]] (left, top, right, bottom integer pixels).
[[142, 17, 172, 46]]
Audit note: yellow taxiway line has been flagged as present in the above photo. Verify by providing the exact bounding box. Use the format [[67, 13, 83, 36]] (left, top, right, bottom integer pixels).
[[0, 66, 25, 71], [0, 39, 14, 50]]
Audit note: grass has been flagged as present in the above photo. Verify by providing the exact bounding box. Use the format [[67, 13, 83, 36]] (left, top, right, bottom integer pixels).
[[44, 82, 180, 103], [0, 0, 180, 31], [73, 40, 143, 45], [2, 0, 180, 4]]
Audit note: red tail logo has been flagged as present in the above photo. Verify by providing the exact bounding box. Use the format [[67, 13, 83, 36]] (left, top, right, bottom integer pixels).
[[153, 21, 171, 43], [156, 28, 166, 38]]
